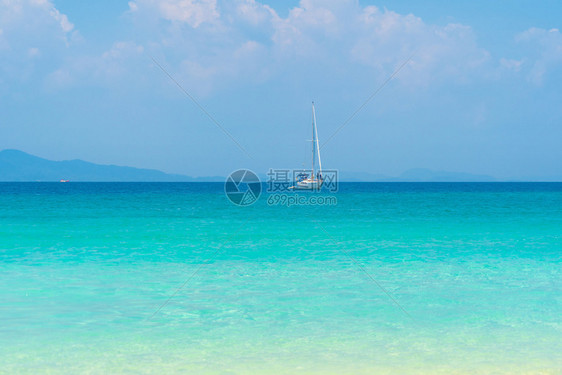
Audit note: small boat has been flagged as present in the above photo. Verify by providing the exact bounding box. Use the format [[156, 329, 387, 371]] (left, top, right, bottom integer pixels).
[[291, 102, 323, 190], [60, 179, 69, 183]]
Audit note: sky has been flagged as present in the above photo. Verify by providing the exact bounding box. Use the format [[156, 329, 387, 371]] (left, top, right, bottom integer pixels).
[[1, 0, 562, 180]]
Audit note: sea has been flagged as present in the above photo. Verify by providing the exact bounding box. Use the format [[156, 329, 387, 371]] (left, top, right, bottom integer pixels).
[[0, 182, 560, 374]]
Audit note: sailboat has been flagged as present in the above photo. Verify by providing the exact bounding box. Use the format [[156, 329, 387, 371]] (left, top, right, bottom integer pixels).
[[292, 102, 323, 190]]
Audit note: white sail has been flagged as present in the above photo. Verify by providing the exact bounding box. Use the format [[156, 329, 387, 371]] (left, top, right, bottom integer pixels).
[[312, 102, 322, 178], [311, 102, 316, 180], [292, 102, 324, 190]]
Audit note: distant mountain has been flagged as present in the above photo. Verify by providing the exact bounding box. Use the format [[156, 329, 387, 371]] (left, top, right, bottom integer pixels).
[[390, 168, 496, 182], [0, 149, 222, 182], [0, 149, 498, 182], [338, 171, 393, 182], [339, 168, 496, 182]]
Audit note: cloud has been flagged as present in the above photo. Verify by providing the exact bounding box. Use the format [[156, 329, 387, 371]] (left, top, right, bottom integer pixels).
[[350, 7, 489, 86], [0, 0, 77, 89], [151, 36, 269, 97], [27, 47, 40, 58], [1, 0, 496, 96], [234, 0, 275, 26], [45, 41, 145, 90], [500, 58, 523, 72], [0, 0, 74, 38], [48, 6, 74, 33], [267, 0, 343, 56], [128, 0, 219, 28], [0, 28, 6, 51], [513, 27, 562, 84], [123, 0, 491, 94], [6, 0, 541, 98], [1, 0, 557, 100]]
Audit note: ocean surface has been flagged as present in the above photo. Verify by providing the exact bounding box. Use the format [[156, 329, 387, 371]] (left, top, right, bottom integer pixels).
[[0, 182, 560, 374]]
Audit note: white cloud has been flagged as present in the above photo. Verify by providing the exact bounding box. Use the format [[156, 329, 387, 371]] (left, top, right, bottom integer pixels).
[[514, 27, 562, 84], [0, 0, 77, 88], [128, 1, 138, 12], [235, 0, 274, 26], [0, 0, 76, 52], [267, 0, 356, 55], [3, 0, 523, 97], [225, 1, 488, 88], [102, 41, 145, 60], [12, 0, 560, 98], [45, 41, 145, 90], [49, 7, 74, 33], [45, 67, 73, 89], [101, 0, 498, 99], [0, 0, 74, 36], [27, 47, 40, 57], [163, 37, 269, 97], [500, 58, 523, 72], [129, 0, 219, 28], [0, 28, 6, 51]]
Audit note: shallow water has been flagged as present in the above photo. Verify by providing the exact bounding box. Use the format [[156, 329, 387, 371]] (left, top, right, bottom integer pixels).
[[0, 182, 560, 374]]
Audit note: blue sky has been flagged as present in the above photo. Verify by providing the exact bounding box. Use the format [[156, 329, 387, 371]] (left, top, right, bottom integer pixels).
[[1, 0, 561, 179]]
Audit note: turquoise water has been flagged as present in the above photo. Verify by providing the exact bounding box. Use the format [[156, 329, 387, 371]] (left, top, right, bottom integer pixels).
[[0, 182, 560, 374]]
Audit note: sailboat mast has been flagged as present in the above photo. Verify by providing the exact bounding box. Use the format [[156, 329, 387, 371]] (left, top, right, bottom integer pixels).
[[311, 102, 315, 180], [314, 103, 322, 179]]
